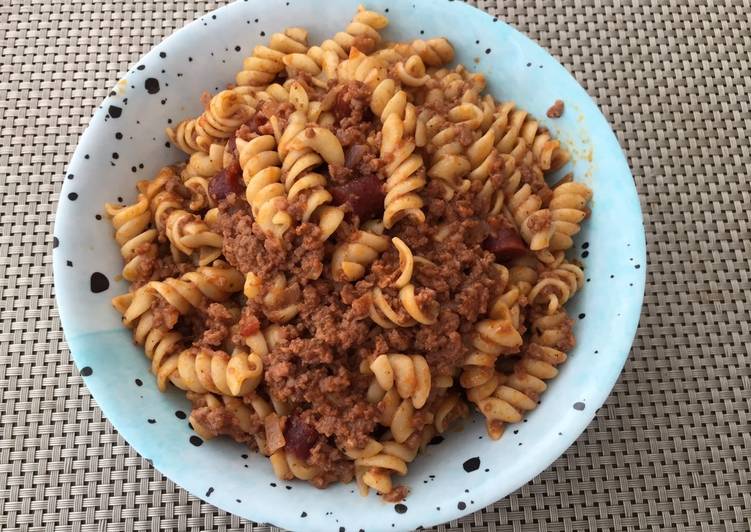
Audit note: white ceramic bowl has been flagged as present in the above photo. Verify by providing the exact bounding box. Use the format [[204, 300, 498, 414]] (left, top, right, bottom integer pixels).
[[54, 1, 646, 530]]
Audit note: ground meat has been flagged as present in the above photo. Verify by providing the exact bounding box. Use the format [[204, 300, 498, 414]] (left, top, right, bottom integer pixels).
[[217, 201, 270, 274], [264, 328, 379, 449], [241, 100, 295, 138], [382, 485, 409, 503], [149, 297, 180, 331], [546, 99, 564, 118], [328, 163, 353, 184], [520, 164, 553, 204], [456, 124, 476, 147], [233, 306, 261, 345], [332, 81, 376, 148], [165, 174, 190, 199], [329, 147, 384, 190], [189, 404, 261, 445], [300, 286, 372, 349], [530, 310, 575, 352], [196, 303, 235, 347], [218, 193, 327, 300], [307, 441, 355, 488], [526, 208, 552, 233]]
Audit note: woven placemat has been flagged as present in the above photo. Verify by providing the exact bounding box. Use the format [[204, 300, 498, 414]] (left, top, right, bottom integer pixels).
[[1, 0, 749, 530]]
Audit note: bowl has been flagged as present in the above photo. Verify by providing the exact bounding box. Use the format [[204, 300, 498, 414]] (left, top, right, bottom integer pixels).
[[53, 0, 646, 530]]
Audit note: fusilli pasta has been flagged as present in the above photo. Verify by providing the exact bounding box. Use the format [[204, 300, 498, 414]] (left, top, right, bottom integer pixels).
[[109, 5, 592, 504]]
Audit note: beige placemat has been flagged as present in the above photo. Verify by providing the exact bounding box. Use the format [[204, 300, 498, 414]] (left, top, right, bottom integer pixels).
[[1, 0, 749, 530]]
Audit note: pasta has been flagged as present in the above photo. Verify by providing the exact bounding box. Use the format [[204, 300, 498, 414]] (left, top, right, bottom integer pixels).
[[237, 135, 293, 239], [331, 221, 389, 281], [107, 5, 591, 504], [167, 90, 253, 154], [165, 209, 223, 266], [236, 27, 309, 88], [105, 194, 157, 282], [368, 353, 431, 409], [170, 347, 263, 396]]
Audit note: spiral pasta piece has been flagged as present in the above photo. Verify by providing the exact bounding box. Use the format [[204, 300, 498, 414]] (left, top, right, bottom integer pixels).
[[448, 102, 485, 131], [167, 90, 253, 154], [433, 392, 468, 434], [459, 71, 488, 106], [369, 283, 437, 328], [262, 273, 302, 324], [165, 118, 201, 154], [491, 102, 569, 171], [460, 275, 524, 408], [167, 347, 263, 396], [105, 194, 158, 282], [246, 272, 301, 324], [335, 47, 388, 90], [521, 118, 570, 172], [353, 438, 418, 495], [467, 128, 497, 182], [367, 353, 431, 409], [135, 166, 185, 231], [189, 393, 264, 444], [236, 27, 309, 87], [332, 5, 389, 54], [279, 111, 345, 239], [507, 183, 553, 251], [254, 81, 292, 105], [263, 75, 327, 126], [477, 94, 498, 132], [237, 135, 294, 239], [426, 128, 473, 194], [423, 101, 483, 195], [331, 222, 389, 281], [112, 291, 184, 388], [294, 44, 343, 81], [380, 112, 425, 228], [476, 311, 570, 439], [181, 142, 225, 179], [414, 108, 441, 148], [508, 254, 541, 296], [370, 78, 416, 130], [393, 55, 430, 87], [151, 190, 184, 232], [182, 176, 214, 212], [179, 142, 226, 210], [474, 152, 516, 217], [547, 182, 593, 251], [491, 102, 528, 156], [145, 261, 244, 317], [281, 113, 345, 165], [391, 37, 454, 67], [528, 261, 584, 314], [165, 209, 223, 266], [390, 237, 414, 288], [270, 448, 322, 481]]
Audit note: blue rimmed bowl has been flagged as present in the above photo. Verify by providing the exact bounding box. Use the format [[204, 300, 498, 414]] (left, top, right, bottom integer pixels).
[[53, 1, 646, 530]]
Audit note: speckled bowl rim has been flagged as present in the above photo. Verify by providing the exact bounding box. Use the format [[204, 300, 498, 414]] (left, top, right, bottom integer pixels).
[[53, 1, 646, 530]]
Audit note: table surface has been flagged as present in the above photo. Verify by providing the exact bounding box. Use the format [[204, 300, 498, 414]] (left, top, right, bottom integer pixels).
[[1, 0, 749, 530]]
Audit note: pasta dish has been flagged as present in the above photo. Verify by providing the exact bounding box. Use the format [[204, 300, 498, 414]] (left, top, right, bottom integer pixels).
[[106, 5, 592, 502]]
